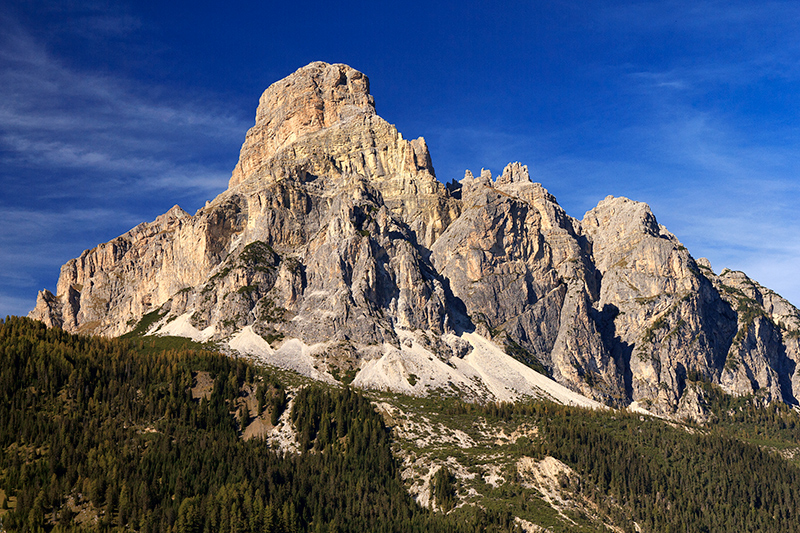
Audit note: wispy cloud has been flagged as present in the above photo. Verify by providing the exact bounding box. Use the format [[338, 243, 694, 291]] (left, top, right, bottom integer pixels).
[[608, 0, 800, 95], [569, 1, 800, 305], [628, 71, 690, 91], [0, 294, 40, 319], [0, 206, 145, 273], [0, 6, 250, 316], [610, 112, 800, 306], [0, 13, 246, 202]]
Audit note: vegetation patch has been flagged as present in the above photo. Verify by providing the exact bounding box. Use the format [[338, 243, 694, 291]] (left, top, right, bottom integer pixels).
[[209, 265, 232, 282], [259, 331, 285, 345], [504, 338, 552, 378], [121, 308, 166, 338], [641, 295, 689, 344], [432, 467, 457, 512], [733, 324, 749, 345], [236, 284, 258, 295], [239, 241, 280, 272], [258, 298, 287, 323], [642, 313, 668, 344], [222, 317, 240, 330], [385, 390, 800, 533], [736, 297, 767, 325], [724, 356, 741, 373], [330, 367, 357, 385], [665, 318, 686, 339]]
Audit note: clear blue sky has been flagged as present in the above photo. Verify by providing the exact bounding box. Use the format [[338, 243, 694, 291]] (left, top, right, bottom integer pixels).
[[2, 0, 800, 317]]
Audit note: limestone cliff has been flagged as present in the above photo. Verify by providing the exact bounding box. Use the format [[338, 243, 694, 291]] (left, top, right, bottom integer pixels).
[[30, 61, 800, 416], [431, 164, 623, 404], [582, 197, 800, 415]]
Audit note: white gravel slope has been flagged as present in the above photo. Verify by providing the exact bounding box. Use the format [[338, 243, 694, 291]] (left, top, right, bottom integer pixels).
[[154, 312, 216, 342], [228, 326, 336, 383], [459, 332, 603, 408], [158, 320, 602, 408], [355, 330, 603, 408], [352, 330, 484, 397]]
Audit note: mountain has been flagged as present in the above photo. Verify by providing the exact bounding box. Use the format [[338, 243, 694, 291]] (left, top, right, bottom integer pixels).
[[30, 61, 800, 418]]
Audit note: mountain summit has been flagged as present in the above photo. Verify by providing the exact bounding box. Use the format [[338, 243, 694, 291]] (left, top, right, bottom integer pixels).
[[30, 62, 800, 417]]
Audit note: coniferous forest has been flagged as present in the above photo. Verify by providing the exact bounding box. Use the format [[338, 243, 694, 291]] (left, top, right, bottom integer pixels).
[[0, 317, 514, 532], [3, 315, 800, 532]]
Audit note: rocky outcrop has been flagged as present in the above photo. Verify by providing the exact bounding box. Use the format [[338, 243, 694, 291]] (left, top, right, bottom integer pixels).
[[431, 164, 623, 404], [582, 197, 737, 414], [710, 268, 800, 404], [582, 197, 800, 415], [30, 62, 800, 417], [30, 203, 245, 336]]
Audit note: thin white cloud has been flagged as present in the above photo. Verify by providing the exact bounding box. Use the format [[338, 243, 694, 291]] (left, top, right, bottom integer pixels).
[[629, 71, 690, 91], [68, 12, 142, 37], [611, 1, 800, 92], [0, 205, 146, 317], [0, 206, 145, 273], [0, 13, 246, 201], [615, 114, 800, 305], [0, 7, 251, 318], [0, 206, 143, 239]]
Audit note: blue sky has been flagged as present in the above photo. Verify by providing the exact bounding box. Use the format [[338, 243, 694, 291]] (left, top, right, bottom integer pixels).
[[2, 0, 799, 317]]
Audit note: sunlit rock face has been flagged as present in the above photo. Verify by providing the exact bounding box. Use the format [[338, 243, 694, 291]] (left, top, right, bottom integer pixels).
[[31, 62, 800, 417]]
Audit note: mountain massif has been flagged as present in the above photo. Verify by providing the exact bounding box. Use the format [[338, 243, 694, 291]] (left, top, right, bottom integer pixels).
[[30, 61, 800, 419]]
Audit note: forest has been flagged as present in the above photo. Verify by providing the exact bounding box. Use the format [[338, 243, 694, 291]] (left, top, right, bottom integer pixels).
[[0, 317, 515, 532], [3, 315, 800, 532]]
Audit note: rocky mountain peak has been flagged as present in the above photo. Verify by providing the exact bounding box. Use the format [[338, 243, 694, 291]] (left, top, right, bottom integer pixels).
[[229, 62, 376, 188], [154, 204, 190, 225], [582, 196, 669, 273], [495, 161, 531, 187]]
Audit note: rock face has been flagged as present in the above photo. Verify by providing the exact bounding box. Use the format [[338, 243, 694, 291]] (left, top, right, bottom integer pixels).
[[30, 62, 800, 416], [431, 164, 623, 403], [581, 197, 800, 414]]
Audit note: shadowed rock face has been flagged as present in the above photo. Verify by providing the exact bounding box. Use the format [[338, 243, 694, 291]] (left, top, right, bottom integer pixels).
[[30, 62, 800, 416]]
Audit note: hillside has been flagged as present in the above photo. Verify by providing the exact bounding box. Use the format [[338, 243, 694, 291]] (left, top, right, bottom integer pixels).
[[4, 316, 800, 532]]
